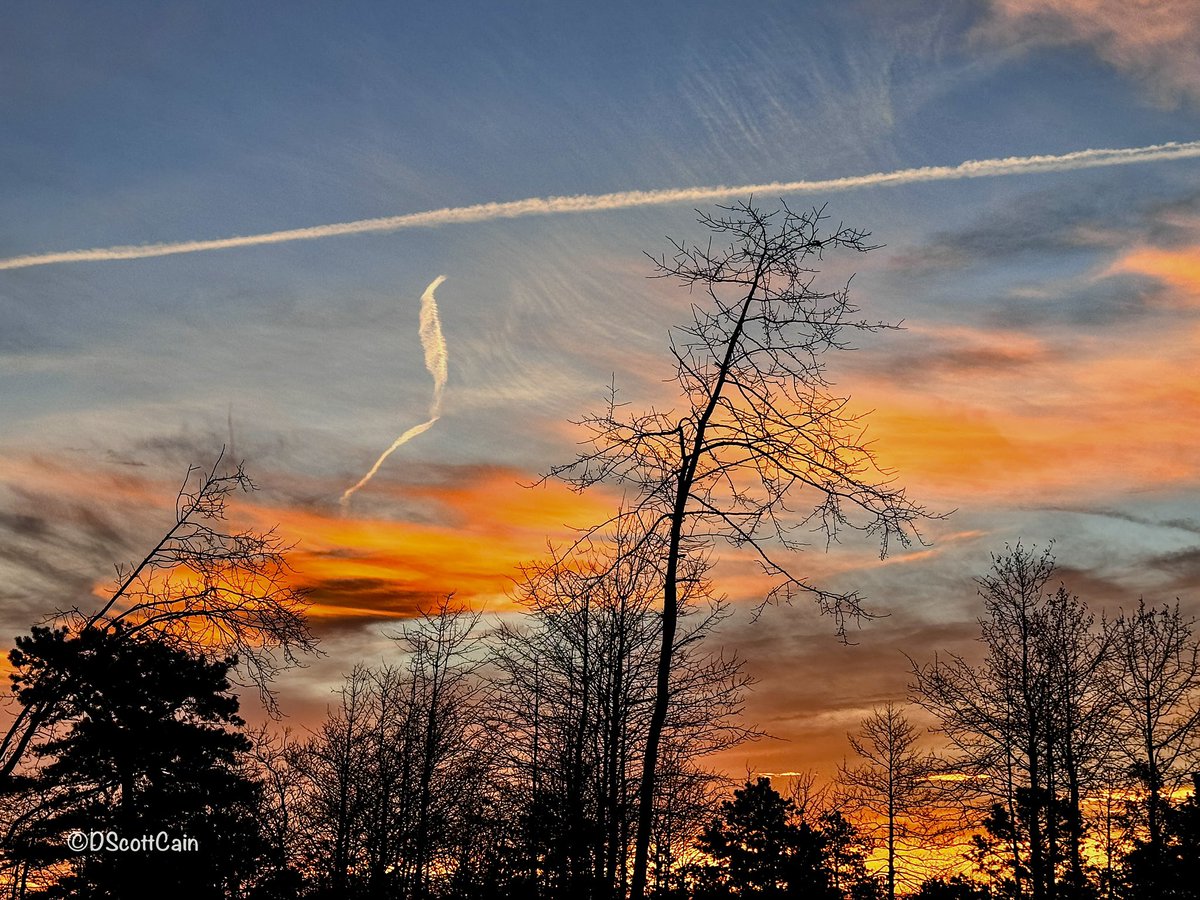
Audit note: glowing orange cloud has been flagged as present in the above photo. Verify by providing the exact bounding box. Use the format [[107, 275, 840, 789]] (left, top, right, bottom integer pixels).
[[240, 468, 622, 626], [0, 451, 623, 632], [845, 314, 1200, 505], [1107, 245, 1200, 306]]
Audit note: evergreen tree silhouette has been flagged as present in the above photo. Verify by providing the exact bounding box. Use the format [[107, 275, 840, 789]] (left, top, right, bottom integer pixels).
[[7, 625, 264, 898], [687, 777, 838, 899]]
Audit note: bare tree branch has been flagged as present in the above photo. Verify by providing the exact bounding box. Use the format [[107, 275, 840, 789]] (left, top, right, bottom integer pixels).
[[543, 201, 934, 900], [1, 451, 318, 782]]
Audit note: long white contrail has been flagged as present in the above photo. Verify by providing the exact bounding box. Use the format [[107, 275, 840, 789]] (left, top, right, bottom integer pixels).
[[3, 141, 1199, 272], [340, 275, 448, 508]]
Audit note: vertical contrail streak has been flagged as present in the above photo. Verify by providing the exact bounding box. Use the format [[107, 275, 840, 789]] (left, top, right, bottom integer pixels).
[[340, 275, 448, 508]]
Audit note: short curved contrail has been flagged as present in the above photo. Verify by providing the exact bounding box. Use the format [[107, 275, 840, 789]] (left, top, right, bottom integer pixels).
[[2, 141, 1199, 271], [340, 275, 448, 508]]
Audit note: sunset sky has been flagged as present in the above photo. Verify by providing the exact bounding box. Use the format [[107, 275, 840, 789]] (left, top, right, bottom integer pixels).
[[3, 1, 1199, 776]]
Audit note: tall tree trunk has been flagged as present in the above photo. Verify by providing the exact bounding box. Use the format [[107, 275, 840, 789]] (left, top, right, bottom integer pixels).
[[569, 592, 592, 897], [628, 267, 761, 900], [887, 789, 896, 900], [1064, 743, 1086, 897], [1027, 736, 1046, 900], [1045, 738, 1058, 900], [1006, 742, 1024, 900], [1143, 713, 1163, 874], [628, 519, 681, 900]]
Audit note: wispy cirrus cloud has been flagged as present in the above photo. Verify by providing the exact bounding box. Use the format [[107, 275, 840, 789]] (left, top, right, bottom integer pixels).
[[2, 143, 1200, 271]]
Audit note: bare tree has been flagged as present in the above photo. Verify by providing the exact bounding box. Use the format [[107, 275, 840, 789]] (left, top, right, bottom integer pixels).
[[913, 545, 1058, 899], [839, 702, 945, 900], [292, 664, 375, 896], [1107, 600, 1200, 876], [912, 544, 1126, 900], [245, 724, 308, 894], [289, 599, 485, 899], [548, 201, 928, 899], [1039, 584, 1116, 897], [397, 597, 485, 900], [0, 451, 315, 782], [489, 527, 754, 899], [782, 771, 836, 825]]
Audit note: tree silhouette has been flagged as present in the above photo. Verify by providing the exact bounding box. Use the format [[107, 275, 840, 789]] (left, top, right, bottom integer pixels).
[[5, 626, 264, 898], [489, 529, 754, 900], [909, 544, 1200, 900], [548, 201, 928, 900], [814, 810, 876, 900], [686, 777, 837, 900], [839, 703, 944, 900], [911, 875, 991, 900], [289, 598, 486, 900], [1107, 599, 1200, 887], [0, 453, 315, 785], [1123, 773, 1200, 899], [911, 544, 1110, 900]]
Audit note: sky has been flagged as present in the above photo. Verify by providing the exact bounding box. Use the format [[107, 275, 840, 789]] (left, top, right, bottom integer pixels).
[[2, 0, 1199, 777]]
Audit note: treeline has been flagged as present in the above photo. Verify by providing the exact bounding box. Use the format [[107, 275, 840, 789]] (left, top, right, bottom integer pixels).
[[0, 464, 758, 899], [251, 541, 756, 900], [906, 543, 1200, 900], [2, 499, 1198, 900]]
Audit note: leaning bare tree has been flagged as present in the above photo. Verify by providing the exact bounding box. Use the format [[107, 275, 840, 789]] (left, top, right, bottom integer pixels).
[[548, 201, 928, 899], [0, 451, 316, 783]]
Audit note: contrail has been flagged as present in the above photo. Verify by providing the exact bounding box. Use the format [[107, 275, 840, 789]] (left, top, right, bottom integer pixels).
[[3, 141, 1199, 271], [340, 275, 448, 508]]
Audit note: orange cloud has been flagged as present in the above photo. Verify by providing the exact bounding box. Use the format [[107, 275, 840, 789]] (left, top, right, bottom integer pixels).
[[236, 468, 622, 627], [0, 452, 624, 633], [980, 0, 1200, 105], [1107, 245, 1200, 306], [842, 304, 1200, 506]]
